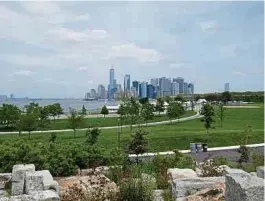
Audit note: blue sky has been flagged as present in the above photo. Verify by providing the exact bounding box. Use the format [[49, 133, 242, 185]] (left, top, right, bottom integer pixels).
[[0, 1, 263, 98]]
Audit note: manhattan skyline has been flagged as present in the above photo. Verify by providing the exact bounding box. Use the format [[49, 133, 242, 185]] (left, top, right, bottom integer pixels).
[[0, 1, 264, 98]]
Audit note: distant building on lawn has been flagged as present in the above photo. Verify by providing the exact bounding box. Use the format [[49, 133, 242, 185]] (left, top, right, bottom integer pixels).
[[224, 83, 230, 92]]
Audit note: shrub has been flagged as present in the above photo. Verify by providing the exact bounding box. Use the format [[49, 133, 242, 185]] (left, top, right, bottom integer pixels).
[[200, 158, 226, 177]]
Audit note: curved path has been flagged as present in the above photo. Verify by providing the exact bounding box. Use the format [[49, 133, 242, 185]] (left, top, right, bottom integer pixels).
[[0, 112, 203, 135]]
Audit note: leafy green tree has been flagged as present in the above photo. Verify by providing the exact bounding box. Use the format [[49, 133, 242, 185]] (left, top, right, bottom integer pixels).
[[16, 114, 23, 136], [141, 103, 155, 126], [126, 97, 140, 131], [67, 108, 85, 138], [47, 103, 64, 120], [38, 106, 50, 130], [49, 132, 57, 143], [117, 103, 127, 134], [25, 102, 41, 116], [86, 127, 101, 145], [174, 95, 185, 103], [155, 98, 165, 116], [139, 97, 149, 105], [164, 96, 173, 103], [81, 105, 87, 116], [128, 129, 148, 164], [216, 103, 225, 127], [100, 105, 109, 118], [21, 113, 38, 139], [200, 103, 215, 135], [166, 101, 184, 123], [221, 91, 232, 104], [0, 104, 21, 129]]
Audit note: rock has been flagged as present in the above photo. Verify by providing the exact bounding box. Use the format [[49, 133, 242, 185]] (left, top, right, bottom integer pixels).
[[153, 190, 164, 201], [37, 170, 59, 193], [195, 168, 202, 177], [185, 182, 225, 201], [171, 176, 225, 199], [250, 172, 257, 177], [30, 190, 60, 201], [11, 164, 35, 196], [256, 166, 264, 179], [0, 197, 9, 201], [0, 190, 8, 197], [224, 167, 246, 175], [9, 194, 31, 201], [0, 174, 12, 190], [225, 171, 264, 201], [167, 168, 198, 181], [25, 172, 44, 194]]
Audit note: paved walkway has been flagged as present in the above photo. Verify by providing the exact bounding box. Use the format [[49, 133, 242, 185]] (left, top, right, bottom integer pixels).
[[0, 112, 203, 135]]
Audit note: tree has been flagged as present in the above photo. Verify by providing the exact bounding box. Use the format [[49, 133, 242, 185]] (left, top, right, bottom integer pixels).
[[221, 91, 232, 104], [166, 101, 184, 123], [16, 114, 23, 137], [139, 97, 149, 105], [21, 113, 38, 139], [174, 95, 185, 103], [117, 103, 127, 134], [155, 98, 165, 116], [25, 102, 41, 116], [38, 106, 50, 130], [164, 96, 172, 104], [100, 105, 109, 118], [141, 103, 155, 126], [216, 103, 225, 127], [200, 103, 215, 135], [81, 105, 87, 116], [86, 127, 101, 145], [67, 108, 85, 138], [0, 104, 21, 129], [47, 103, 64, 120], [128, 129, 148, 164], [126, 97, 140, 131]]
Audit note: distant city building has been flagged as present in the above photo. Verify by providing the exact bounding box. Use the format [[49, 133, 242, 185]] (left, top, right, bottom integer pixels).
[[147, 84, 155, 99], [90, 89, 97, 99], [10, 94, 14, 99], [173, 77, 184, 94], [188, 83, 194, 95], [0, 95, 7, 101], [130, 87, 137, 97], [109, 68, 115, 99], [225, 83, 230, 92], [139, 82, 147, 98], [159, 77, 171, 97], [85, 92, 90, 100], [124, 74, 131, 97], [172, 82, 179, 96], [132, 81, 139, 96], [151, 78, 159, 86], [183, 82, 188, 95], [97, 85, 106, 99], [116, 84, 122, 94]]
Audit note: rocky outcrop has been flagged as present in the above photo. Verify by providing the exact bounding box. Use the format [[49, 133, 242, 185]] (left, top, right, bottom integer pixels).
[[225, 171, 264, 201], [256, 166, 264, 179], [0, 164, 59, 201], [167, 168, 198, 181]]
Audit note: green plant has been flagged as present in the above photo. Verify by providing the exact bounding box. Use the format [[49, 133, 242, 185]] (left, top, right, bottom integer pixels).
[[141, 103, 155, 126], [49, 132, 57, 143], [100, 105, 109, 118], [238, 145, 249, 164], [200, 103, 215, 135], [86, 128, 101, 145], [155, 98, 165, 116], [67, 108, 85, 138]]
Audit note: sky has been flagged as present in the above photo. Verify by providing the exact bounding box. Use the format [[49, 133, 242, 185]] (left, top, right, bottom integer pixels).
[[0, 1, 264, 98]]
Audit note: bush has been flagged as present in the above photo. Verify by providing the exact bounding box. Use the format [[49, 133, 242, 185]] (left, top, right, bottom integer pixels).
[[200, 156, 228, 177]]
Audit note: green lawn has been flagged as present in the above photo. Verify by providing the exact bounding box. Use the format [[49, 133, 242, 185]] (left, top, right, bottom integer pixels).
[[0, 108, 263, 152]]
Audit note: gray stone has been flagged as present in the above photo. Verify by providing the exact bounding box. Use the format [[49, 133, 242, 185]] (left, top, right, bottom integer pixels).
[[167, 168, 198, 181], [0, 190, 8, 197], [256, 166, 264, 179], [153, 190, 164, 201], [225, 171, 264, 201], [25, 172, 44, 194], [224, 167, 246, 175], [37, 170, 59, 193], [250, 172, 257, 177], [171, 176, 225, 199], [0, 197, 9, 201], [11, 164, 35, 196], [9, 194, 31, 201], [30, 190, 60, 201]]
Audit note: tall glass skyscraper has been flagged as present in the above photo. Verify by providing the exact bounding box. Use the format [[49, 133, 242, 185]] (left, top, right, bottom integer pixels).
[[124, 74, 131, 96], [109, 68, 115, 89], [173, 77, 184, 94]]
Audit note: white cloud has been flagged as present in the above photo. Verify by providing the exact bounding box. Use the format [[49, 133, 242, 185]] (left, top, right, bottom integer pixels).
[[14, 70, 34, 76], [232, 71, 246, 76], [219, 44, 238, 57], [197, 20, 220, 33]]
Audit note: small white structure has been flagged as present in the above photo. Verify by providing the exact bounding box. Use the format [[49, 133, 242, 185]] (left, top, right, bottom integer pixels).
[[197, 99, 207, 104], [106, 105, 120, 113]]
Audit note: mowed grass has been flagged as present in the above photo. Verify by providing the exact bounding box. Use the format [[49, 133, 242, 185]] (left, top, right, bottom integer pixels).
[[0, 108, 263, 152]]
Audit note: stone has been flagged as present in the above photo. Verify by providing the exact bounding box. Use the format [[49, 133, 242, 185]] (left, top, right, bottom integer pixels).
[[250, 172, 257, 177], [0, 174, 12, 190], [0, 190, 8, 197], [9, 194, 31, 201], [0, 197, 9, 201], [225, 171, 264, 201], [153, 190, 164, 201], [11, 164, 35, 196], [30, 190, 60, 201], [256, 166, 264, 179], [25, 172, 44, 194], [171, 177, 225, 199], [167, 168, 198, 181], [37, 170, 59, 193], [223, 167, 246, 175]]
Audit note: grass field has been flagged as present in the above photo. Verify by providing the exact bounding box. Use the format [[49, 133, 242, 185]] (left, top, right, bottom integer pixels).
[[0, 107, 263, 152]]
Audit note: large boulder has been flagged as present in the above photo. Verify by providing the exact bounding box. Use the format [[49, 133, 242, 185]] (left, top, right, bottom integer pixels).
[[167, 168, 198, 181], [25, 172, 44, 194], [256, 166, 264, 179], [225, 171, 264, 201], [37, 170, 59, 193], [0, 173, 12, 190], [11, 164, 35, 196], [171, 177, 225, 199], [8, 190, 59, 201]]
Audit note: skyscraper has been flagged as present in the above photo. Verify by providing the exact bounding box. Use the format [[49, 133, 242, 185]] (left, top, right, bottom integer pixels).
[[109, 68, 114, 89], [224, 83, 229, 92], [97, 85, 106, 99], [147, 84, 155, 99], [188, 83, 194, 94], [124, 74, 131, 97], [151, 78, 159, 86], [140, 82, 147, 98], [183, 82, 188, 95], [132, 81, 139, 96], [172, 82, 179, 96], [173, 77, 184, 94], [159, 77, 171, 97]]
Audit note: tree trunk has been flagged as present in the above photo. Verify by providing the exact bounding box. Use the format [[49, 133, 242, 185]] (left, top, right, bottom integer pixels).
[[53, 116, 56, 121], [18, 130, 21, 137], [74, 129, 76, 138], [28, 131, 31, 140]]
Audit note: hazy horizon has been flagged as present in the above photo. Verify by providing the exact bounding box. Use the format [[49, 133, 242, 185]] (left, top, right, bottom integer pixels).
[[0, 1, 264, 98]]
